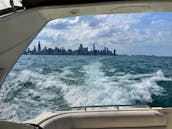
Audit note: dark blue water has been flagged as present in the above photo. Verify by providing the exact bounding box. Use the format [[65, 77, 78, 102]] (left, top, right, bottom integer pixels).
[[0, 55, 172, 122]]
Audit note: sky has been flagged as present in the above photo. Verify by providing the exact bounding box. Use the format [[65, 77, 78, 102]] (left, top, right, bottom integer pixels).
[[30, 12, 172, 56]]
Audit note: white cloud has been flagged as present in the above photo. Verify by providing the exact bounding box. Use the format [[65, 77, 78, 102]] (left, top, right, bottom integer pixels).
[[38, 28, 62, 40], [38, 20, 110, 45], [42, 13, 145, 44], [94, 13, 150, 31], [48, 16, 80, 25], [101, 28, 172, 45], [151, 19, 166, 25], [64, 21, 110, 41]]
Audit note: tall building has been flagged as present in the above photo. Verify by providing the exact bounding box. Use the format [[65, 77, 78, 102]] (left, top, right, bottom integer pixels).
[[79, 44, 83, 51], [93, 44, 96, 51], [114, 49, 116, 55], [78, 44, 83, 54], [38, 41, 41, 52], [33, 45, 36, 52]]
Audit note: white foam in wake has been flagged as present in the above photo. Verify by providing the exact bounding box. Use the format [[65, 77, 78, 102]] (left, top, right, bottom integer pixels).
[[63, 63, 169, 106]]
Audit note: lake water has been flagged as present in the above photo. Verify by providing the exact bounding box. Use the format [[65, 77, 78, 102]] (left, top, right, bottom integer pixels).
[[0, 55, 172, 121]]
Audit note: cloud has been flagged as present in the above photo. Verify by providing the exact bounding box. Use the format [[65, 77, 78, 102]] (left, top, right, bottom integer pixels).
[[94, 13, 150, 31], [30, 12, 172, 56], [48, 16, 80, 26], [151, 19, 166, 25]]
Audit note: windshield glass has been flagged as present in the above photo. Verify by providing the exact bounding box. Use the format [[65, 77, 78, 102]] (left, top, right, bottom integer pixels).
[[0, 12, 172, 122]]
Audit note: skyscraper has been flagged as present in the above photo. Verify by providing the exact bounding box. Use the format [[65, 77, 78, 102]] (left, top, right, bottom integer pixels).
[[93, 44, 96, 51], [38, 41, 41, 52], [33, 45, 36, 54], [79, 44, 83, 50], [114, 49, 116, 55], [78, 44, 83, 54]]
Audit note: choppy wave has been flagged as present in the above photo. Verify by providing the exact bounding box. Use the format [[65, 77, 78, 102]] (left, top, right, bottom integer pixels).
[[63, 62, 169, 106], [0, 55, 172, 121]]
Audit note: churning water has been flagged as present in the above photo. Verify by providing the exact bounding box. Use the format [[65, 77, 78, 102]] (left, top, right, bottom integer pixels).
[[0, 55, 172, 122]]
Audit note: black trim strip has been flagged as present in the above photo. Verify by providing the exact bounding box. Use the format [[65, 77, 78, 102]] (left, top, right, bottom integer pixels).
[[21, 0, 171, 9]]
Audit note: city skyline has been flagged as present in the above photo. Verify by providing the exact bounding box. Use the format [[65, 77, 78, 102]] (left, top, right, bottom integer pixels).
[[25, 41, 116, 55]]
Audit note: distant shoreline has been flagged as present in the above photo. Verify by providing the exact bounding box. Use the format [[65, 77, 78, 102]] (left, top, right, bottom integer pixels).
[[24, 54, 117, 56], [23, 54, 172, 58]]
